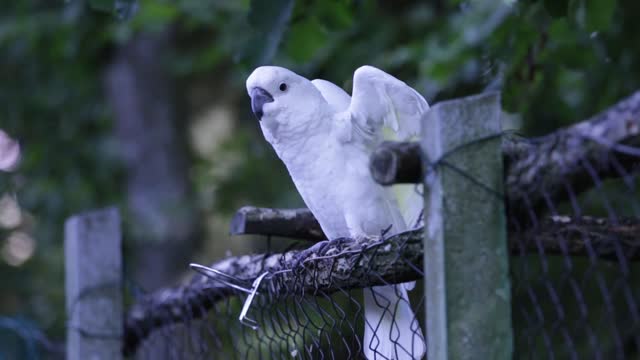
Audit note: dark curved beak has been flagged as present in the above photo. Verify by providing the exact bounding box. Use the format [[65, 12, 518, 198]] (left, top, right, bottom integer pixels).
[[250, 87, 274, 121]]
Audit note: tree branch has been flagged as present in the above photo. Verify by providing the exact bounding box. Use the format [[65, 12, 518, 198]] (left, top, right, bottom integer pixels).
[[369, 141, 423, 185], [512, 215, 640, 260], [369, 90, 640, 217], [230, 206, 324, 241], [124, 215, 640, 354], [504, 90, 640, 216]]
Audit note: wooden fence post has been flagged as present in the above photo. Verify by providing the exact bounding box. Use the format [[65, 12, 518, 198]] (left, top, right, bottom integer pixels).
[[65, 207, 123, 360], [422, 93, 513, 359]]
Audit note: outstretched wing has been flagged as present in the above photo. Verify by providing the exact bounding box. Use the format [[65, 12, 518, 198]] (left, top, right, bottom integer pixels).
[[346, 66, 430, 229], [347, 65, 429, 141]]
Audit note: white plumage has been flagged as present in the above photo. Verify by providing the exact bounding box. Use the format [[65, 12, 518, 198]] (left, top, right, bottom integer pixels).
[[246, 65, 428, 359]]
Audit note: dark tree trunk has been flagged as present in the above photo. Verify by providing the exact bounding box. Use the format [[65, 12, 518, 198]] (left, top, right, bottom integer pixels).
[[104, 29, 201, 291]]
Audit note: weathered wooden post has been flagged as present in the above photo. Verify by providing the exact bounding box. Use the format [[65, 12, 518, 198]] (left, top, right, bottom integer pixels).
[[422, 93, 512, 359], [65, 207, 123, 360]]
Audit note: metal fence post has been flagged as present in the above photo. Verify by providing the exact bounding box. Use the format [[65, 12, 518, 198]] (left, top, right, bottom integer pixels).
[[65, 207, 123, 360], [422, 93, 512, 359]]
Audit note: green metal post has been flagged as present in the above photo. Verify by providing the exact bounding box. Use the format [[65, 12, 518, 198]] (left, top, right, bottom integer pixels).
[[422, 93, 513, 359]]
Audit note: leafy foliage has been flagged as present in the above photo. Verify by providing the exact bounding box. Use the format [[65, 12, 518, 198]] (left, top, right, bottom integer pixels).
[[2, 0, 639, 356]]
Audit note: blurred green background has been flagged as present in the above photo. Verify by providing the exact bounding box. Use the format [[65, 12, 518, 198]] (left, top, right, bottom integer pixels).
[[1, 0, 639, 358]]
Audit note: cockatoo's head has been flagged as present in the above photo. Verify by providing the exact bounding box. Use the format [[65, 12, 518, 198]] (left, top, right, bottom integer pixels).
[[246, 66, 326, 143]]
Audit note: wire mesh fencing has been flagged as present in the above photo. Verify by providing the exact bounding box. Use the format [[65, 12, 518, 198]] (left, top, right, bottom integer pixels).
[[125, 228, 426, 360], [508, 158, 640, 357], [503, 90, 640, 360], [55, 90, 640, 360]]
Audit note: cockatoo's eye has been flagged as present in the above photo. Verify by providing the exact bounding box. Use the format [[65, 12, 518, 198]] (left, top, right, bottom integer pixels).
[[279, 83, 288, 92]]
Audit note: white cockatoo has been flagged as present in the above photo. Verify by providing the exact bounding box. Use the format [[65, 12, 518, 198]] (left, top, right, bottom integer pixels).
[[246, 65, 428, 359]]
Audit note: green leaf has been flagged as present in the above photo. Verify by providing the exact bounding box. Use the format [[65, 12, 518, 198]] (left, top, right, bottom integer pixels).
[[583, 0, 616, 31], [544, 0, 569, 17], [316, 0, 353, 30], [88, 0, 113, 13], [284, 18, 328, 63], [87, 0, 139, 20], [131, 1, 177, 29]]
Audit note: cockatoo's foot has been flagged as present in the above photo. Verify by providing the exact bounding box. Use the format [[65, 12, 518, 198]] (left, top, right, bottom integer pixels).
[[353, 234, 381, 244], [292, 237, 357, 270], [291, 224, 394, 270], [353, 224, 393, 244]]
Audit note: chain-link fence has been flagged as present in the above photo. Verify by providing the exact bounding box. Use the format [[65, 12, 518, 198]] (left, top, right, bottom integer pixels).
[[508, 162, 640, 355], [24, 90, 638, 360], [128, 236, 425, 360]]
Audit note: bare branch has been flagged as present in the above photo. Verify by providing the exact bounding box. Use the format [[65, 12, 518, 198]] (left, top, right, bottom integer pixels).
[[230, 206, 324, 241], [512, 215, 640, 261], [369, 91, 640, 215], [369, 141, 422, 185], [125, 215, 640, 354], [505, 90, 640, 216]]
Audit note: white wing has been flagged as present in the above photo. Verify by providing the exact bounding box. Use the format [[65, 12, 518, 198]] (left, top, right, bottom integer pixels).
[[314, 72, 425, 244], [312, 79, 355, 142], [347, 65, 429, 141], [311, 79, 351, 112], [345, 66, 429, 229], [320, 69, 428, 359]]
